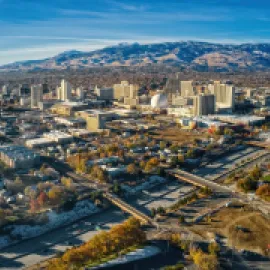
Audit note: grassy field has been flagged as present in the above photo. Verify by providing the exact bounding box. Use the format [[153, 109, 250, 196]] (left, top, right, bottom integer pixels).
[[191, 205, 270, 255]]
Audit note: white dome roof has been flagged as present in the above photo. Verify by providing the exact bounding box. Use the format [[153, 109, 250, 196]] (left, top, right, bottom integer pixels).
[[151, 93, 168, 109]]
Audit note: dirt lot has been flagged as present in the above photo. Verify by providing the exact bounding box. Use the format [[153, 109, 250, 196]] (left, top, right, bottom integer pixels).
[[150, 128, 217, 144], [191, 205, 270, 255]]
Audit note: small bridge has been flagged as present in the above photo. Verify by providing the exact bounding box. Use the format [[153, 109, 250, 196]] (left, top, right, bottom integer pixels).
[[104, 192, 153, 225]]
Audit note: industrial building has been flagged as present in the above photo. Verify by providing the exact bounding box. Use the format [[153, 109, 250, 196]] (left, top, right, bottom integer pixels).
[[0, 145, 40, 168], [50, 101, 90, 116], [25, 131, 73, 148]]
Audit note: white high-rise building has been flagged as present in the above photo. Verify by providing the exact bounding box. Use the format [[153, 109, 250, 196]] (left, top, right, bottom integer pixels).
[[2, 85, 10, 95], [58, 79, 72, 101], [180, 81, 194, 97], [31, 84, 43, 108], [76, 87, 84, 100]]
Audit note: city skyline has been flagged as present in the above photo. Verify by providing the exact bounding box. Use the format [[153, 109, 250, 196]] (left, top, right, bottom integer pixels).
[[0, 0, 270, 65]]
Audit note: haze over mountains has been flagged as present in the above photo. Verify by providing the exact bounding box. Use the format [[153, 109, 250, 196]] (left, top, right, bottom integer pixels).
[[2, 41, 270, 72]]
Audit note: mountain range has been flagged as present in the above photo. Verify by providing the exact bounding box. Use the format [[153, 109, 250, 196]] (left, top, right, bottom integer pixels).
[[1, 41, 270, 72]]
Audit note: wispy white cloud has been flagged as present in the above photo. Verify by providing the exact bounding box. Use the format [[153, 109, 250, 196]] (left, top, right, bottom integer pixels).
[[59, 8, 233, 23], [106, 0, 147, 12]]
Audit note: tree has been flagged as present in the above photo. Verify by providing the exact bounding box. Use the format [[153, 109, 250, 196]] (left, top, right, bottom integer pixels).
[[139, 160, 146, 169], [200, 187, 212, 196], [40, 163, 47, 173], [61, 177, 73, 188], [190, 248, 218, 270], [112, 183, 122, 195], [150, 208, 156, 217], [186, 149, 194, 158], [157, 206, 166, 215], [170, 233, 182, 246], [256, 184, 270, 198], [15, 176, 23, 185], [171, 156, 178, 166], [178, 215, 185, 224], [144, 162, 153, 173], [224, 128, 234, 136], [90, 165, 109, 183], [76, 159, 87, 173], [37, 192, 48, 207], [126, 163, 139, 175], [48, 186, 62, 204], [24, 186, 38, 199], [148, 157, 159, 166], [0, 209, 6, 221], [208, 242, 220, 255], [30, 199, 40, 212], [249, 165, 262, 180], [237, 178, 257, 192]]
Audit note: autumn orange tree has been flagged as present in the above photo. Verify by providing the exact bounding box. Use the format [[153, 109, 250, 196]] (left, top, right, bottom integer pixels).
[[46, 218, 146, 270], [256, 184, 270, 200]]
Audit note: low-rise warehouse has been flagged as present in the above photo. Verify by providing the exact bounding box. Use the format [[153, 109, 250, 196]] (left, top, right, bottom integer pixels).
[[0, 145, 40, 168]]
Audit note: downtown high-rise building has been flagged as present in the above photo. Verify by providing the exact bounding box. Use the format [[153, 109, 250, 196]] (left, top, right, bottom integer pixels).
[[2, 85, 10, 95], [113, 81, 139, 100], [31, 84, 43, 108], [180, 81, 194, 97], [57, 79, 72, 101], [193, 94, 215, 116], [211, 81, 235, 111]]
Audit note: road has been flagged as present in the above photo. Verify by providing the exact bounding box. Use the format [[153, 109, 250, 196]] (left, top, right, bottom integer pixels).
[[194, 147, 263, 180], [193, 147, 270, 181], [0, 208, 127, 269]]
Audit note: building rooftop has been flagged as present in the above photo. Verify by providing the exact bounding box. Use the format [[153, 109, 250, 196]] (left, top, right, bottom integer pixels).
[[0, 145, 39, 160]]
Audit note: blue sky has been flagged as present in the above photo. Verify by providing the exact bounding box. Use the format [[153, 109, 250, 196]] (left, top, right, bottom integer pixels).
[[0, 0, 270, 65]]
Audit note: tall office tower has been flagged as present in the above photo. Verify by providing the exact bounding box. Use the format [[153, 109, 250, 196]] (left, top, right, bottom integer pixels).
[[164, 74, 181, 103], [42, 83, 49, 94], [225, 85, 235, 109], [180, 81, 194, 97], [31, 84, 43, 108], [213, 81, 235, 111], [193, 94, 215, 116], [208, 83, 215, 94], [113, 81, 139, 100], [76, 87, 84, 100], [58, 79, 72, 101], [56, 86, 61, 100], [2, 85, 10, 95], [129, 84, 139, 98]]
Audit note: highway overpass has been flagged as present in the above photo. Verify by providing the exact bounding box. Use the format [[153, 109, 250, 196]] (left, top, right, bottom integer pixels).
[[167, 169, 232, 193]]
